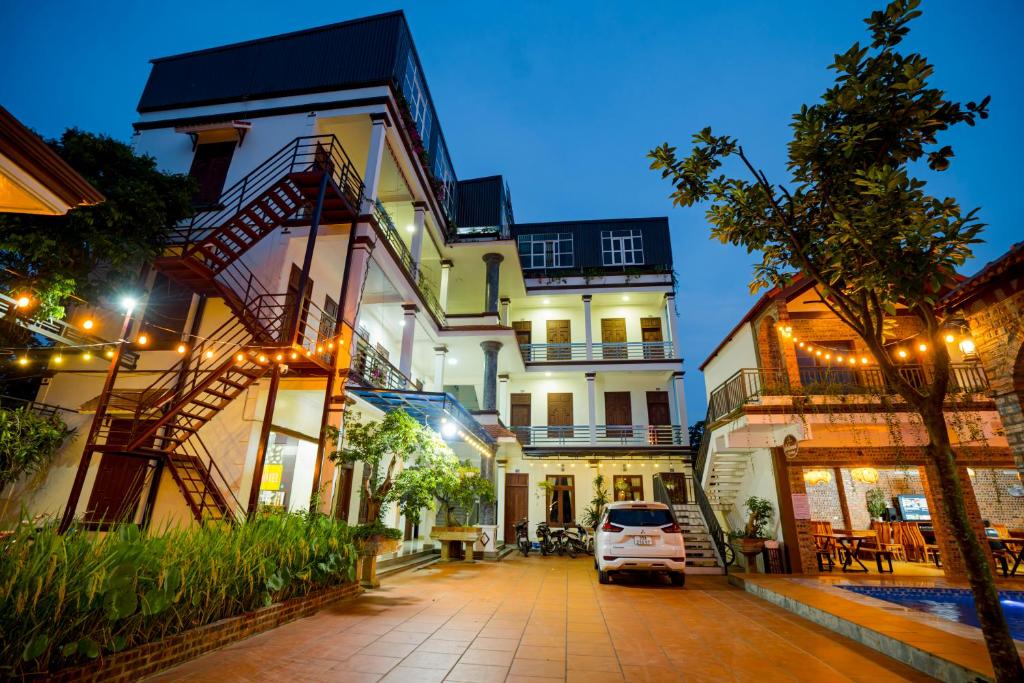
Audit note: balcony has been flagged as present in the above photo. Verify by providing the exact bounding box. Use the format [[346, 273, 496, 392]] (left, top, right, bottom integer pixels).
[[373, 202, 447, 326], [519, 341, 675, 364], [511, 424, 686, 447], [349, 333, 412, 391], [707, 363, 990, 424]]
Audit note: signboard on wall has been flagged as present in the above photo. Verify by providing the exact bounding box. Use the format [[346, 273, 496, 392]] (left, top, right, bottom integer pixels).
[[782, 434, 800, 459], [791, 493, 811, 520]]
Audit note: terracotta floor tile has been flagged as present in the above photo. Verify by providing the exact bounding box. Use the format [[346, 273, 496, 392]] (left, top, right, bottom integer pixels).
[[359, 640, 418, 658], [509, 657, 567, 678], [515, 644, 567, 661], [471, 636, 520, 652], [565, 655, 620, 672], [444, 662, 509, 682], [400, 650, 461, 670], [458, 647, 515, 666], [342, 654, 403, 675], [620, 664, 684, 682], [565, 671, 625, 683], [379, 666, 448, 683], [378, 630, 431, 645], [416, 638, 472, 655]]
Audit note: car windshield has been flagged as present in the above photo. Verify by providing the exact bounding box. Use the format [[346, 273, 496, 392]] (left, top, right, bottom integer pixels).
[[608, 508, 673, 527]]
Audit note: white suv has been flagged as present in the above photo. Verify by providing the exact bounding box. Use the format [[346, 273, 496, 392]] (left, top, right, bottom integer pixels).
[[594, 501, 686, 586]]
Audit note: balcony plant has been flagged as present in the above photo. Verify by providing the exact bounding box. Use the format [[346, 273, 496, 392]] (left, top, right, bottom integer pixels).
[[581, 474, 611, 529], [866, 488, 888, 522]]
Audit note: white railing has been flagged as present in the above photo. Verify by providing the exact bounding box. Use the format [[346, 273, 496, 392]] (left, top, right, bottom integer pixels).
[[519, 341, 675, 363], [511, 424, 685, 447]]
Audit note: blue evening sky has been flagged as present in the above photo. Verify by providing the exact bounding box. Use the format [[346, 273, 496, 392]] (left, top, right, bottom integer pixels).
[[2, 1, 1021, 419]]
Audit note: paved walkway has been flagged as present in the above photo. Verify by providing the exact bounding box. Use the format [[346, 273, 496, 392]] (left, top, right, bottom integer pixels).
[[152, 555, 932, 682]]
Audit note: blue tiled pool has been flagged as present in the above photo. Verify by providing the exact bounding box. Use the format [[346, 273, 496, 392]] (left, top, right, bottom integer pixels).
[[841, 585, 1024, 640]]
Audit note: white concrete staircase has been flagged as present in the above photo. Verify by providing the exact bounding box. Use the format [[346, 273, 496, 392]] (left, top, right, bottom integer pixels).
[[705, 452, 751, 511], [672, 503, 726, 575]]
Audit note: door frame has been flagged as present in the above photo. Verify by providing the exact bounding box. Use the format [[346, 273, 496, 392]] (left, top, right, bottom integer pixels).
[[503, 472, 530, 543]]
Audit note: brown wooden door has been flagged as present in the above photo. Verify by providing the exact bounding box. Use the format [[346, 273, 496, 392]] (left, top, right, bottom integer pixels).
[[546, 319, 571, 360], [504, 473, 529, 544], [601, 318, 627, 359], [646, 391, 672, 444], [512, 321, 532, 361], [189, 141, 236, 207], [641, 318, 664, 359], [85, 418, 152, 527], [604, 391, 633, 439], [547, 393, 573, 439], [334, 464, 354, 522], [510, 393, 531, 444]]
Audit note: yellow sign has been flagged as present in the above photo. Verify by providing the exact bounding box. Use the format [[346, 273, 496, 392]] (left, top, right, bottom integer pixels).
[[260, 464, 283, 491]]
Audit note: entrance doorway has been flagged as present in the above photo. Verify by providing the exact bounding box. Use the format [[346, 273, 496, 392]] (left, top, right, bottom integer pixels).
[[504, 472, 529, 543], [511, 393, 531, 444], [512, 321, 532, 361], [257, 431, 318, 513], [641, 317, 664, 359]]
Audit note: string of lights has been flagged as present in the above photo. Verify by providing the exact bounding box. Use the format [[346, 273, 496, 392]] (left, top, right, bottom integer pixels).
[[775, 322, 977, 364]]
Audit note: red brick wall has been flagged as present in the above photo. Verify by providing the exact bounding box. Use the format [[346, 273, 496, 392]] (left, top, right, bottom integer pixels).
[[52, 582, 362, 682]]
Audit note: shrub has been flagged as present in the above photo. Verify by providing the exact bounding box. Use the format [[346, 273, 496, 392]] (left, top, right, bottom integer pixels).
[[0, 407, 73, 491], [351, 520, 402, 541], [0, 512, 356, 677]]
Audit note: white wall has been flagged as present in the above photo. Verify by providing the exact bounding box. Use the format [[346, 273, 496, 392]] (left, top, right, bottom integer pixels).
[[701, 323, 757, 400]]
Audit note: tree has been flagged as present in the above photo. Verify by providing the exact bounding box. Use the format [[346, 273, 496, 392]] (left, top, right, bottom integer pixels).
[[649, 1, 1021, 677], [0, 129, 194, 330], [433, 463, 496, 527], [688, 421, 706, 451]]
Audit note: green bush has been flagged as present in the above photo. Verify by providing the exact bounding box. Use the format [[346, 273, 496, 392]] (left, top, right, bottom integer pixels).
[[351, 520, 402, 540], [0, 512, 356, 677], [0, 407, 73, 491]]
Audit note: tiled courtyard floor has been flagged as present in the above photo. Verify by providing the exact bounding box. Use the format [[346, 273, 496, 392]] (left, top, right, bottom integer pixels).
[[151, 555, 933, 682]]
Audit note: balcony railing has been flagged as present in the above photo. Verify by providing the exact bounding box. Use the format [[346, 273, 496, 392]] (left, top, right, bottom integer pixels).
[[707, 363, 991, 424], [511, 424, 685, 447], [519, 341, 675, 363], [349, 333, 410, 391], [373, 202, 447, 327]]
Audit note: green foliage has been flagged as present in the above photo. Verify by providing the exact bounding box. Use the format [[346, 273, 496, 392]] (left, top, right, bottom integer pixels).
[[0, 407, 73, 491], [434, 463, 496, 527], [581, 474, 611, 529], [0, 512, 355, 677], [740, 496, 774, 540], [0, 129, 195, 324], [865, 488, 889, 519], [688, 421, 706, 451], [351, 520, 403, 541]]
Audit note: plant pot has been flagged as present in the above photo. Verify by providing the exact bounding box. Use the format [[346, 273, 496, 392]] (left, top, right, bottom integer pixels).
[[354, 534, 401, 588], [430, 526, 483, 562], [738, 538, 766, 554]]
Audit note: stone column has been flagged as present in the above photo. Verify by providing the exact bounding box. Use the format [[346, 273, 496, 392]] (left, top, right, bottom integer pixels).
[[482, 253, 503, 313], [399, 304, 418, 379], [586, 372, 597, 445], [671, 371, 687, 438], [360, 113, 390, 214], [500, 297, 511, 326], [481, 341, 503, 410], [410, 201, 427, 276], [433, 345, 447, 392], [920, 463, 989, 579], [665, 292, 682, 359], [439, 259, 452, 313], [583, 295, 594, 361], [479, 451, 497, 525], [498, 373, 510, 422]]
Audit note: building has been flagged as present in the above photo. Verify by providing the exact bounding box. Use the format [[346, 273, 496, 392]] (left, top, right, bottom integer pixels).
[[696, 276, 1021, 576], [3, 11, 723, 570]]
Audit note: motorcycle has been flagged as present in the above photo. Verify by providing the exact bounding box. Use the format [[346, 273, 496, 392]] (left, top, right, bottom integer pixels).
[[514, 518, 531, 557], [565, 523, 592, 556], [535, 521, 556, 555], [550, 527, 577, 558]]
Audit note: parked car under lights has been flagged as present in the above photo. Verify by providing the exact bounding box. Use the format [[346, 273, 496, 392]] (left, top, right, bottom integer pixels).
[[594, 501, 686, 586]]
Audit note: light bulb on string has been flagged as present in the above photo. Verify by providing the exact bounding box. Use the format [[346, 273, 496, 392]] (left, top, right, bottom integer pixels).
[[53, 354, 63, 365], [17, 356, 29, 366], [137, 334, 149, 346], [897, 349, 907, 359], [82, 352, 92, 361], [918, 343, 927, 353], [205, 350, 214, 359], [82, 318, 95, 331], [944, 334, 955, 344], [176, 343, 187, 354], [105, 349, 114, 359], [15, 295, 31, 309]]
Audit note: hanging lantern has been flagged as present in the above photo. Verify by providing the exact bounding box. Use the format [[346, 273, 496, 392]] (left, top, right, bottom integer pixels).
[[803, 469, 832, 486], [850, 467, 880, 484]]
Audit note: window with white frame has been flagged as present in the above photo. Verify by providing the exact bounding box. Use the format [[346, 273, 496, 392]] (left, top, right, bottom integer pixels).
[[402, 56, 432, 144], [601, 229, 644, 266], [517, 233, 574, 270]]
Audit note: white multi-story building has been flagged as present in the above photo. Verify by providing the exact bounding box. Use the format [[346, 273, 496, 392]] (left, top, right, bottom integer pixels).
[[5, 12, 722, 570]]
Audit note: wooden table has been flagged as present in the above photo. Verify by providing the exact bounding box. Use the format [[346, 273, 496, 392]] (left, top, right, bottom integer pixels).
[[831, 534, 869, 572], [1001, 539, 1024, 577]]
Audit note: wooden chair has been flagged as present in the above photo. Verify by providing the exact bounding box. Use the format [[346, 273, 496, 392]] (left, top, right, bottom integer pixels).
[[993, 523, 1011, 539], [811, 521, 838, 560], [903, 522, 940, 566], [871, 521, 907, 562]]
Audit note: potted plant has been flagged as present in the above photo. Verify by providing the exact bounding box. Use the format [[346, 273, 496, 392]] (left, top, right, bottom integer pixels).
[[865, 488, 887, 522], [614, 477, 631, 501], [429, 462, 496, 561], [581, 473, 610, 530], [730, 496, 774, 555]]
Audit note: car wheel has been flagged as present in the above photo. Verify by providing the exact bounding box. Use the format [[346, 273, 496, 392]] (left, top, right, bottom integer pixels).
[[670, 572, 686, 587], [598, 569, 610, 585]]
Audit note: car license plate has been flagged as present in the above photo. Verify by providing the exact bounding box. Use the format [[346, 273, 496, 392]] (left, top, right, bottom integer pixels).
[[634, 536, 653, 546]]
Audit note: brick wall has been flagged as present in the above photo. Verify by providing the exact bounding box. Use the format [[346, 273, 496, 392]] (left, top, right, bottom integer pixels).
[[52, 582, 362, 682]]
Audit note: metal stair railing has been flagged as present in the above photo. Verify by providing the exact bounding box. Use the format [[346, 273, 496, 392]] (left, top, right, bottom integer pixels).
[[177, 432, 245, 522]]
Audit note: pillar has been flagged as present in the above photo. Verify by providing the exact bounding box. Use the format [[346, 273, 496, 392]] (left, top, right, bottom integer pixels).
[[248, 367, 283, 515], [582, 295, 594, 361], [439, 260, 452, 313], [500, 297, 511, 326], [665, 292, 682, 359], [410, 201, 427, 276], [340, 224, 376, 328], [399, 304, 418, 379], [482, 253, 503, 313], [586, 372, 597, 445], [481, 341, 502, 410], [920, 463, 990, 579], [671, 371, 687, 437], [834, 467, 853, 532], [498, 374, 510, 422], [360, 113, 390, 214], [433, 345, 448, 392], [479, 451, 497, 525]]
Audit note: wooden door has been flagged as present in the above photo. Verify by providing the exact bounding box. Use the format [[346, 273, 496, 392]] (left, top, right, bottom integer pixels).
[[512, 321, 532, 361], [547, 393, 573, 439], [188, 141, 236, 207], [510, 393, 531, 444], [546, 319, 571, 360], [646, 391, 672, 444], [641, 317, 664, 359], [317, 295, 338, 349], [333, 465, 354, 522], [601, 318, 627, 359], [504, 473, 529, 544], [85, 419, 153, 527], [604, 391, 633, 439]]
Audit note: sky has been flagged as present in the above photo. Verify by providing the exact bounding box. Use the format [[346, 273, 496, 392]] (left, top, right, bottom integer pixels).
[[2, 1, 1021, 420]]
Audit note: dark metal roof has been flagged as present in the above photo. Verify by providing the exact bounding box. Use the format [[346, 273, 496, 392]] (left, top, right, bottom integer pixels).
[[456, 175, 512, 229], [511, 217, 673, 270], [137, 12, 406, 113]]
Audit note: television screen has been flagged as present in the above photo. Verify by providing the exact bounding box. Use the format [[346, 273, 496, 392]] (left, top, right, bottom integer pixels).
[[897, 494, 931, 521]]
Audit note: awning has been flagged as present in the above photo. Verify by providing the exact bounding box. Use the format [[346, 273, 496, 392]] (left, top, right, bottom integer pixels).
[[174, 120, 252, 148], [345, 387, 495, 452]]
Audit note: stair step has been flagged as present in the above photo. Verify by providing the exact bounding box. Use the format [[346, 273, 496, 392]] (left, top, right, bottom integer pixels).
[[203, 388, 235, 400]]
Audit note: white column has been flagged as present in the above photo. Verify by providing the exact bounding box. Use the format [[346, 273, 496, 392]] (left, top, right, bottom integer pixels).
[[498, 374, 509, 423], [500, 297, 510, 326], [433, 345, 448, 392], [586, 372, 597, 445], [672, 371, 687, 440], [439, 260, 452, 313], [341, 224, 375, 328], [582, 295, 594, 361], [399, 304, 418, 379], [666, 292, 682, 359], [360, 113, 390, 214], [410, 201, 426, 276]]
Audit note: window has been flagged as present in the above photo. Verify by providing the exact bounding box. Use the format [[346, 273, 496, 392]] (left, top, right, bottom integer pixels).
[[517, 233, 574, 269], [797, 340, 856, 387], [601, 229, 644, 266], [402, 56, 432, 144], [257, 432, 319, 513], [545, 475, 575, 526], [142, 272, 195, 347], [607, 507, 674, 527], [613, 475, 645, 502]]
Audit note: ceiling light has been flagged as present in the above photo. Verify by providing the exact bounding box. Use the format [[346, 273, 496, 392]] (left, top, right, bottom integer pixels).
[[441, 422, 457, 438], [448, 358, 458, 365], [542, 299, 550, 305], [622, 295, 630, 302], [405, 224, 415, 233], [121, 296, 137, 312], [15, 295, 30, 308]]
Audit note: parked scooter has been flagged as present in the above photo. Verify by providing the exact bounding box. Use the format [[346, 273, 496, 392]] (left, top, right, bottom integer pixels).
[[535, 521, 556, 555], [514, 518, 531, 557], [550, 527, 577, 558], [565, 523, 592, 556]]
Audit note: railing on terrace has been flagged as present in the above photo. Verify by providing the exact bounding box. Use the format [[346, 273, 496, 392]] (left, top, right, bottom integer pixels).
[[0, 394, 75, 417], [519, 341, 675, 363], [349, 333, 410, 391], [707, 363, 990, 424], [374, 202, 447, 326], [511, 424, 685, 447]]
